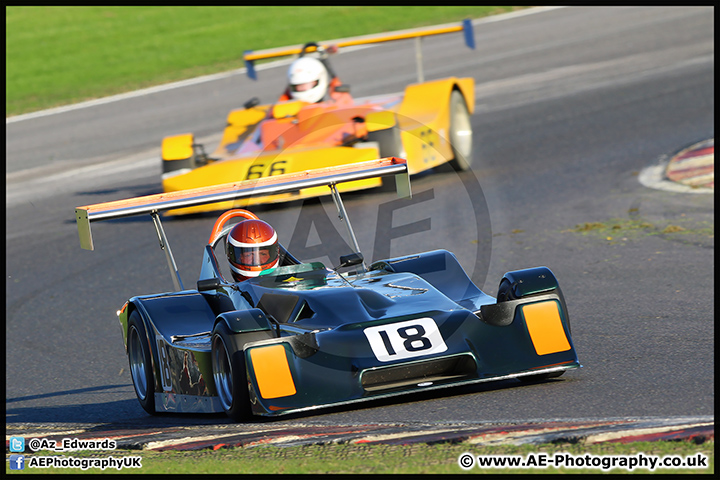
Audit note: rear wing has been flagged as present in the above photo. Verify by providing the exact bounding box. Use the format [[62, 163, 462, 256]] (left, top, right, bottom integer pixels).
[[243, 19, 475, 82], [76, 157, 409, 290], [76, 156, 409, 247]]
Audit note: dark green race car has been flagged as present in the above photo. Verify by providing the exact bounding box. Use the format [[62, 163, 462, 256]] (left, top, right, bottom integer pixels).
[[76, 158, 580, 421]]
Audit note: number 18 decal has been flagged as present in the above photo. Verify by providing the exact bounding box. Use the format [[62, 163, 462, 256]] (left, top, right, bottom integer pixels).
[[364, 318, 447, 362]]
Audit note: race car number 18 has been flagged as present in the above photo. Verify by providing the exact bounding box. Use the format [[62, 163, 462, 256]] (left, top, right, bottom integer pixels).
[[364, 318, 447, 362]]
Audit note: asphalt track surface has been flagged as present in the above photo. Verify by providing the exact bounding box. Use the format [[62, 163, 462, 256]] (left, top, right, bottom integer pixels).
[[6, 6, 714, 440]]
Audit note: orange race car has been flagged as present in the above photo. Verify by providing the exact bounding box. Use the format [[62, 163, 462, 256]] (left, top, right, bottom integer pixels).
[[161, 20, 476, 215]]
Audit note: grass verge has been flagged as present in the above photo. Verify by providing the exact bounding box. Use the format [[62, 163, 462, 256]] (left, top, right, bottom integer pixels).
[[7, 6, 521, 116], [7, 440, 713, 474]]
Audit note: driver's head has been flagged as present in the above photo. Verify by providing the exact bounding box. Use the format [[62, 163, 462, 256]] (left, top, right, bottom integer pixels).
[[226, 219, 279, 282], [287, 57, 329, 103]]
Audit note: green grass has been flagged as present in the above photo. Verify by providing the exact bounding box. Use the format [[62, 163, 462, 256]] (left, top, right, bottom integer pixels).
[[7, 441, 713, 474], [564, 217, 714, 245], [6, 6, 521, 116]]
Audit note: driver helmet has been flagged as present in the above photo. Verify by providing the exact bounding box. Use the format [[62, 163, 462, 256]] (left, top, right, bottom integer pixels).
[[226, 219, 279, 281], [287, 57, 329, 104]]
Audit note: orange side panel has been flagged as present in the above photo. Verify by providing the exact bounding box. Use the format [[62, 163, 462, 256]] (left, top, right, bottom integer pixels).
[[522, 301, 572, 356], [249, 345, 297, 399]]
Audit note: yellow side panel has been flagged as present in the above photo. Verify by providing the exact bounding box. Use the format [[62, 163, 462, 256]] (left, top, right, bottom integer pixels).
[[272, 100, 306, 118], [227, 106, 270, 126], [365, 110, 396, 132], [216, 107, 270, 153], [249, 345, 296, 399], [399, 127, 447, 174], [162, 133, 194, 161], [522, 301, 572, 356], [397, 78, 475, 173], [402, 80, 472, 173]]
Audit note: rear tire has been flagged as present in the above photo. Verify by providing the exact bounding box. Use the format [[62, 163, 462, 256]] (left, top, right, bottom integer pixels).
[[127, 311, 156, 415], [211, 321, 253, 422], [448, 90, 473, 171]]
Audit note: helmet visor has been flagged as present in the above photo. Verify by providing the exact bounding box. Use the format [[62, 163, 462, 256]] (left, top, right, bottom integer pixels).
[[290, 80, 319, 92], [227, 243, 279, 268]]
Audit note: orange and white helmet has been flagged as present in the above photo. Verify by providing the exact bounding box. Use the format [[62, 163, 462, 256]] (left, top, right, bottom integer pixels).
[[287, 57, 329, 104], [226, 219, 279, 281]]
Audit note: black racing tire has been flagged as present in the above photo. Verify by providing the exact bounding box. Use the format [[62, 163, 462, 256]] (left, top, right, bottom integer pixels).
[[448, 89, 473, 171], [211, 321, 253, 422], [496, 278, 517, 303], [127, 311, 157, 415]]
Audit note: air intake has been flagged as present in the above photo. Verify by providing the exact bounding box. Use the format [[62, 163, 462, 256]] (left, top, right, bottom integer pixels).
[[361, 354, 477, 392]]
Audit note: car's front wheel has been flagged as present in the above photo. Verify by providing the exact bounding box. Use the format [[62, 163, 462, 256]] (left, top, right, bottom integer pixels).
[[211, 321, 252, 422], [127, 311, 156, 414]]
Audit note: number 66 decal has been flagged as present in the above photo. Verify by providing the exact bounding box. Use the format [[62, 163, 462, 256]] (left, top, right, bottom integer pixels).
[[364, 318, 447, 362]]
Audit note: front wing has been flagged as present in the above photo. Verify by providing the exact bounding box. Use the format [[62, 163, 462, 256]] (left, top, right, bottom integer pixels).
[[242, 293, 578, 416]]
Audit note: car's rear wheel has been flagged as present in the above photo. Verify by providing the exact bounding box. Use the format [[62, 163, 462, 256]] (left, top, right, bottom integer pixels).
[[127, 311, 156, 414], [211, 321, 252, 422], [448, 89, 473, 171]]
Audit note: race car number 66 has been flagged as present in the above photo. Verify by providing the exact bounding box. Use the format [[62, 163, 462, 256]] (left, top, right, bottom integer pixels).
[[364, 318, 447, 362]]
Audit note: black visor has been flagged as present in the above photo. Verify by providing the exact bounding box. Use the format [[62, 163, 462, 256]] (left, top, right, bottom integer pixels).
[[290, 79, 319, 92], [226, 242, 279, 268]]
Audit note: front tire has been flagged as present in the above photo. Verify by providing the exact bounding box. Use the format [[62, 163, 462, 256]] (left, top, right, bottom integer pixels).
[[127, 311, 156, 415], [496, 278, 517, 302], [211, 321, 252, 422], [448, 90, 473, 171]]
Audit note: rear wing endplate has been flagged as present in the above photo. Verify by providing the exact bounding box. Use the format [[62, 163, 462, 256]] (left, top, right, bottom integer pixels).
[[243, 19, 475, 82], [75, 157, 410, 252]]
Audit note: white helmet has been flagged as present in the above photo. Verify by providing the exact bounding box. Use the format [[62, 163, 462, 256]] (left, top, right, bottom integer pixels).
[[287, 57, 329, 104]]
